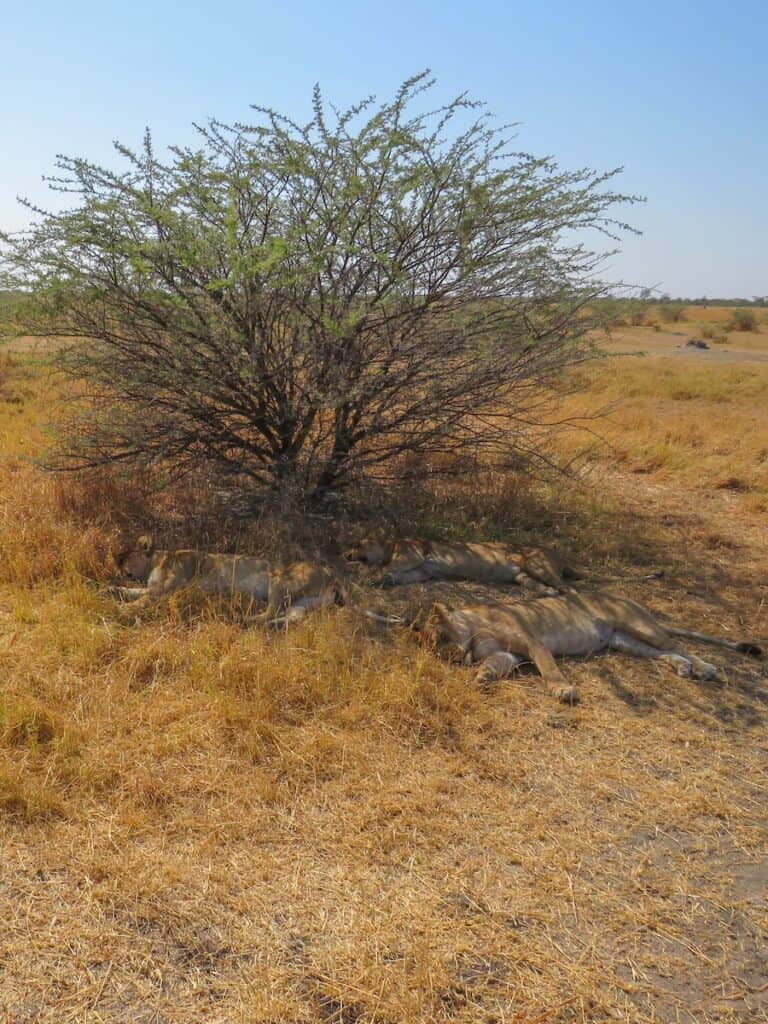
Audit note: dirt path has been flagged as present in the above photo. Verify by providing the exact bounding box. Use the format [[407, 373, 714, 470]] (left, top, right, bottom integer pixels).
[[606, 326, 768, 364]]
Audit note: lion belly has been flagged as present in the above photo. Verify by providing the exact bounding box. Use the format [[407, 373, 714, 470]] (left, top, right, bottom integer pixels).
[[198, 556, 271, 599], [541, 618, 613, 657], [425, 543, 522, 582], [486, 603, 614, 658]]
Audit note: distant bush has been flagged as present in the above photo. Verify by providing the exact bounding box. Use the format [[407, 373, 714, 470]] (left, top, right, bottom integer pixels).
[[595, 299, 649, 329], [701, 324, 730, 344], [728, 309, 758, 332], [659, 304, 686, 323]]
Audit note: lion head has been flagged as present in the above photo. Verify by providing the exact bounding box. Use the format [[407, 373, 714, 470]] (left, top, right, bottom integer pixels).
[[343, 535, 394, 567], [117, 534, 156, 581]]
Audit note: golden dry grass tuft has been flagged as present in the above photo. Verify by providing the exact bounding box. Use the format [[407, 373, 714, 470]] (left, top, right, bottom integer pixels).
[[561, 356, 768, 503], [0, 337, 766, 1022]]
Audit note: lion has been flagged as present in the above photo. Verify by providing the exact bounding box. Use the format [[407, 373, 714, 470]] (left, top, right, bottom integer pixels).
[[408, 591, 762, 704], [345, 535, 664, 593], [345, 536, 586, 592], [113, 535, 343, 624]]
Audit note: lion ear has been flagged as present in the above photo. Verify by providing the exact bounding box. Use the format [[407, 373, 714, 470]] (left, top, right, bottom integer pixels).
[[137, 534, 154, 553]]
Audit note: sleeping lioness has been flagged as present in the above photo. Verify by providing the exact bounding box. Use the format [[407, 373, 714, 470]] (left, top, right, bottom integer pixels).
[[113, 535, 343, 624], [414, 591, 762, 704], [345, 536, 578, 591]]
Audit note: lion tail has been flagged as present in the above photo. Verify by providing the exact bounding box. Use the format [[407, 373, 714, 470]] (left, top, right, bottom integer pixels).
[[666, 626, 762, 658], [576, 569, 664, 584], [364, 610, 407, 625]]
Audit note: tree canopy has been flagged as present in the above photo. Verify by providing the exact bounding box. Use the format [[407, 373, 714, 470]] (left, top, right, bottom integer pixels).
[[1, 73, 637, 503]]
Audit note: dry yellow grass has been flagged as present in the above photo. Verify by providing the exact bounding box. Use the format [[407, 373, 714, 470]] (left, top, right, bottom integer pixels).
[[561, 355, 768, 505], [678, 305, 767, 327], [0, 335, 766, 1023]]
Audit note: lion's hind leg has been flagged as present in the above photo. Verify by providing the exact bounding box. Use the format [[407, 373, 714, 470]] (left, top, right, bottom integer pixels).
[[474, 632, 580, 704], [379, 566, 432, 587], [269, 591, 339, 627], [260, 579, 343, 628], [611, 603, 720, 680], [609, 630, 718, 680]]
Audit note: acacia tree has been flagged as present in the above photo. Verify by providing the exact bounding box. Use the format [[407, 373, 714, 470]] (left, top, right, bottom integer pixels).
[[1, 73, 636, 503]]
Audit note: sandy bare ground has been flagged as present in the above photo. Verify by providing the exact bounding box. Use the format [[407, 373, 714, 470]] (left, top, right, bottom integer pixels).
[[606, 326, 768, 364]]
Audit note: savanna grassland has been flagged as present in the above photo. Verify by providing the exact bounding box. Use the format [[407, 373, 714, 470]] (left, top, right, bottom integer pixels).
[[0, 309, 766, 1023]]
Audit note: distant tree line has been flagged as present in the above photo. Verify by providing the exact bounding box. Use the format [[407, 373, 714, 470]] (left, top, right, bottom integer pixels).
[[594, 294, 764, 331], [598, 292, 766, 308], [651, 295, 767, 307]]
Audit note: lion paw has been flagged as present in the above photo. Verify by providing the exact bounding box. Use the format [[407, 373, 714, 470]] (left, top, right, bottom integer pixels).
[[693, 662, 719, 681], [474, 672, 496, 689], [552, 684, 580, 705]]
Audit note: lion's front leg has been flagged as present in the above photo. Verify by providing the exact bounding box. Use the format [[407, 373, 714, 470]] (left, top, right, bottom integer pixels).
[[244, 581, 291, 625], [526, 641, 580, 704], [115, 589, 166, 623], [516, 572, 559, 596], [474, 650, 524, 686], [116, 575, 185, 621]]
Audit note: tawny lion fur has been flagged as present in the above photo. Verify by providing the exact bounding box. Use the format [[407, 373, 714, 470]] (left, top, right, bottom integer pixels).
[[345, 536, 577, 591], [113, 535, 342, 624], [415, 591, 761, 704]]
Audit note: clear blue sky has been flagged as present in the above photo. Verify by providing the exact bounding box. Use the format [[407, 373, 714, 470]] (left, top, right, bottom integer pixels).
[[1, 0, 765, 298]]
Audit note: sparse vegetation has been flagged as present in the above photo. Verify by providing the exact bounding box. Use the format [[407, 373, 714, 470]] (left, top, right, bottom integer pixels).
[[700, 323, 730, 343], [658, 302, 686, 323], [728, 308, 759, 332], [563, 356, 768, 496]]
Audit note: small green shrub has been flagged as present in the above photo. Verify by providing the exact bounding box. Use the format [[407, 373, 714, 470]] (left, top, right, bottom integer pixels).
[[701, 324, 730, 344], [659, 304, 686, 323], [728, 309, 758, 332]]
